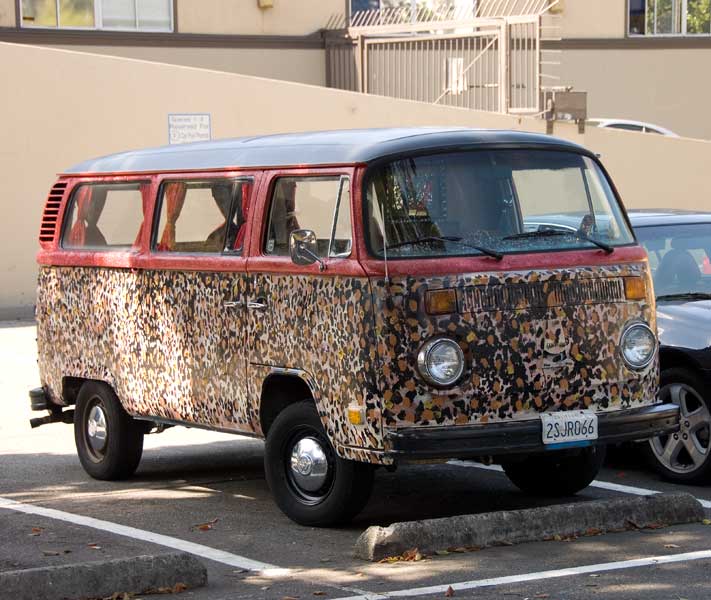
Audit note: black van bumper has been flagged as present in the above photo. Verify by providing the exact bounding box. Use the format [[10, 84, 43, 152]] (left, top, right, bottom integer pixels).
[[385, 403, 680, 461]]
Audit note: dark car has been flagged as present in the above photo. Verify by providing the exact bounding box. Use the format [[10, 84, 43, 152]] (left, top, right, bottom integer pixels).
[[630, 210, 711, 483]]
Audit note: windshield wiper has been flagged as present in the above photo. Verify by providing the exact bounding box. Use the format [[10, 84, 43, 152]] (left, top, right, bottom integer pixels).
[[656, 292, 711, 302], [503, 229, 614, 254], [385, 236, 504, 260]]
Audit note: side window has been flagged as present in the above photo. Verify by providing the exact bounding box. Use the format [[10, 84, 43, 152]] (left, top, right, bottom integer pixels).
[[63, 182, 146, 250], [264, 176, 352, 258], [155, 179, 252, 254]]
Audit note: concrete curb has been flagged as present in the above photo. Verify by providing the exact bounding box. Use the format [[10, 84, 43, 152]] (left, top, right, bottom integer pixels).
[[0, 552, 207, 600], [354, 492, 705, 561]]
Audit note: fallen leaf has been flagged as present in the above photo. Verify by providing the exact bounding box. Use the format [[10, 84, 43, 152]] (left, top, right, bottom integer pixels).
[[702, 519, 711, 526], [645, 522, 666, 530], [448, 547, 468, 553], [319, 558, 332, 563], [445, 586, 455, 597], [281, 596, 300, 600], [30, 527, 44, 536], [534, 595, 549, 599], [88, 543, 102, 550], [434, 550, 450, 556], [193, 518, 219, 531], [585, 527, 602, 536], [172, 583, 187, 593], [402, 548, 423, 561], [664, 544, 681, 549], [313, 592, 327, 597], [42, 550, 60, 556]]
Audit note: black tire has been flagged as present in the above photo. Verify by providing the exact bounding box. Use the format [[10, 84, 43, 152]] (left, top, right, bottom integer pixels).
[[502, 445, 606, 496], [643, 368, 711, 484], [74, 381, 144, 480], [264, 401, 374, 527]]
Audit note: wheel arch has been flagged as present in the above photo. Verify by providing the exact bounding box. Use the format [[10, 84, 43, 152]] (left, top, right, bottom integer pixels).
[[259, 369, 319, 437]]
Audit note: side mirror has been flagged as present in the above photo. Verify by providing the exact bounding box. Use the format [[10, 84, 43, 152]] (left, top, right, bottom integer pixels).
[[289, 229, 325, 271]]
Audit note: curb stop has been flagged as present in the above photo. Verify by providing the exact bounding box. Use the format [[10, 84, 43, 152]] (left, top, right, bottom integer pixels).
[[355, 492, 705, 561], [0, 552, 207, 600]]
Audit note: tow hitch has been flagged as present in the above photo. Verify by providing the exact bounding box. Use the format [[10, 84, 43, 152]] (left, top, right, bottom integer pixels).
[[28, 387, 74, 428]]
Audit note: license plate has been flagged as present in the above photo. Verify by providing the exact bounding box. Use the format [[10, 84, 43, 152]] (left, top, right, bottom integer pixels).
[[541, 410, 598, 447]]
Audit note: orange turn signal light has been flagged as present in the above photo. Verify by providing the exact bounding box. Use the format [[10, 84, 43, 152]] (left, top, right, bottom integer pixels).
[[624, 276, 647, 301], [425, 289, 458, 315], [348, 406, 365, 425]]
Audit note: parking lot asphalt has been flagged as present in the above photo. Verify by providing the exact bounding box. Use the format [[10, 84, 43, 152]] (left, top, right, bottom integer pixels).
[[2, 321, 711, 600]]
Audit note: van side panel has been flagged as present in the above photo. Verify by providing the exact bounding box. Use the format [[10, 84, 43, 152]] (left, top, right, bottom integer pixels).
[[246, 272, 385, 463], [36, 266, 255, 432], [371, 262, 659, 432]]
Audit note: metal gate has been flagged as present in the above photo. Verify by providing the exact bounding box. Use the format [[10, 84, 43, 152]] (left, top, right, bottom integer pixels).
[[325, 3, 558, 115]]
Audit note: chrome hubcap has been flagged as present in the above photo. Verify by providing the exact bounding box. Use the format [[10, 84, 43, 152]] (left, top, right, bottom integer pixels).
[[650, 383, 710, 474], [289, 437, 329, 493], [87, 404, 108, 454]]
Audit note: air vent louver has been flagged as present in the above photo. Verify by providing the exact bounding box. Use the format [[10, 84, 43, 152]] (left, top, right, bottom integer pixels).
[[39, 182, 68, 244]]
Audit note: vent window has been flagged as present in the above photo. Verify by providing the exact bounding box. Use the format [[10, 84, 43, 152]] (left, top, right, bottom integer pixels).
[[39, 182, 68, 244]]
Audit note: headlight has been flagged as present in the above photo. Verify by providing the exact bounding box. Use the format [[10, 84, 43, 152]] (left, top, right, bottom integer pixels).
[[417, 338, 465, 386], [620, 323, 656, 369]]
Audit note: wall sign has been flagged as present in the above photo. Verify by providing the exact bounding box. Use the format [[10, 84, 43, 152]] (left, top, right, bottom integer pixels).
[[168, 114, 211, 145]]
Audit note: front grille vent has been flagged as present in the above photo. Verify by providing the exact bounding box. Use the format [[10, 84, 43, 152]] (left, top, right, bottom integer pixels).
[[39, 182, 68, 244], [460, 278, 626, 312]]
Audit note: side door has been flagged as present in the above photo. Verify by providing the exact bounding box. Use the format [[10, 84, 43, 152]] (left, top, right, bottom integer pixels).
[[139, 172, 258, 432], [246, 169, 382, 452]]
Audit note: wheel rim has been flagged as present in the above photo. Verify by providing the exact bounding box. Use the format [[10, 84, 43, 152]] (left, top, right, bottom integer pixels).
[[650, 382, 711, 474], [84, 398, 108, 462], [285, 430, 335, 505]]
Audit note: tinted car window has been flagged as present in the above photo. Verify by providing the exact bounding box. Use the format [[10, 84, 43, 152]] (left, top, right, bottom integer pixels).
[[636, 223, 711, 296]]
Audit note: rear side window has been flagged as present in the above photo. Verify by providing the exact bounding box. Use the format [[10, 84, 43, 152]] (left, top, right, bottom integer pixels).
[[155, 179, 252, 254], [264, 176, 352, 258], [62, 183, 146, 250]]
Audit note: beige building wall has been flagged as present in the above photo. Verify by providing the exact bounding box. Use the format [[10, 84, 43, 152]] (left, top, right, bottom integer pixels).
[[39, 43, 327, 85], [176, 0, 345, 35], [559, 47, 711, 140], [556, 0, 627, 39], [0, 0, 14, 27], [2, 42, 710, 318]]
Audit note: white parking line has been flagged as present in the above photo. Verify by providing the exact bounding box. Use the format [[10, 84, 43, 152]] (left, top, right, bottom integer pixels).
[[333, 549, 711, 600], [448, 460, 711, 509], [0, 496, 286, 575]]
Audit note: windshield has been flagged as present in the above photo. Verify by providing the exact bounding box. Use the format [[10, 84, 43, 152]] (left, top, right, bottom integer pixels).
[[636, 222, 711, 298], [364, 150, 634, 258]]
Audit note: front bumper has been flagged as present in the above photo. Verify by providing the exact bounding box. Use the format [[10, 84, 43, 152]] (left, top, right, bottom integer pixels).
[[385, 403, 680, 461]]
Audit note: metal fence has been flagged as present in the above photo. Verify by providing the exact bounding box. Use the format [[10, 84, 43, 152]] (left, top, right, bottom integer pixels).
[[325, 2, 560, 115]]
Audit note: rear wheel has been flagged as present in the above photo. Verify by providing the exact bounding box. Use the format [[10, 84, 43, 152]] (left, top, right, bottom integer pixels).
[[264, 401, 374, 526], [74, 381, 144, 480], [502, 445, 606, 496], [645, 368, 711, 484]]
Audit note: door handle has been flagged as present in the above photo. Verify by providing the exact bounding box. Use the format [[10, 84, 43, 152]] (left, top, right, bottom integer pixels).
[[223, 300, 245, 309], [247, 298, 268, 311]]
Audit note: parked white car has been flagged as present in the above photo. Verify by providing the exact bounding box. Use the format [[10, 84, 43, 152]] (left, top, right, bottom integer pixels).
[[589, 118, 679, 137]]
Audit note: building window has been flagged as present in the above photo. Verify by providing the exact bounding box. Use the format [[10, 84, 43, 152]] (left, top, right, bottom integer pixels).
[[629, 0, 711, 35], [21, 0, 173, 31]]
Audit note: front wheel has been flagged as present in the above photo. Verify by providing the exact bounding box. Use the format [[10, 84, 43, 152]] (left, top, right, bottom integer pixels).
[[74, 381, 144, 480], [645, 368, 711, 484], [264, 401, 374, 527], [502, 445, 605, 496]]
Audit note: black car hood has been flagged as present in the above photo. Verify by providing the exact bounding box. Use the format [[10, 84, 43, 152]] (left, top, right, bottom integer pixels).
[[657, 299, 711, 351]]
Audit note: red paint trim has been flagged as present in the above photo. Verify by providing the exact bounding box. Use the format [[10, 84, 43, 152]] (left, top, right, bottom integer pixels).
[[37, 166, 649, 280], [359, 245, 649, 278]]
